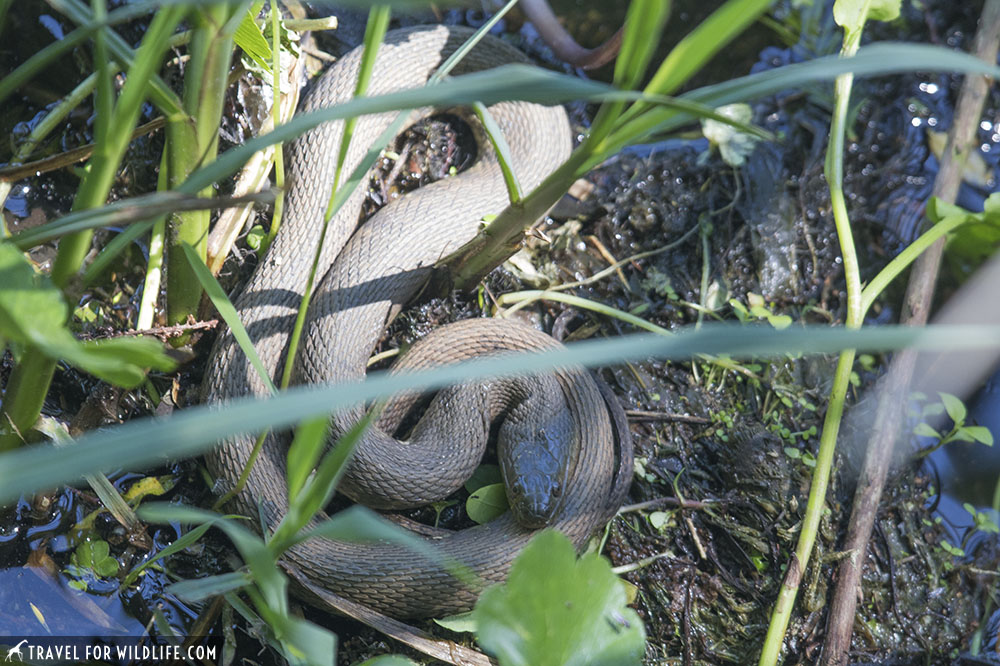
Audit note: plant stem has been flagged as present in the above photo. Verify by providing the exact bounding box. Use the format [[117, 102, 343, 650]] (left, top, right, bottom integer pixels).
[[261, 0, 286, 254], [0, 353, 55, 451], [1, 4, 186, 450], [759, 18, 865, 666], [165, 3, 241, 334]]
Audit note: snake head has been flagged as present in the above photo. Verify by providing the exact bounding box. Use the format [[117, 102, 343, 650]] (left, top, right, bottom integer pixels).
[[501, 422, 573, 529]]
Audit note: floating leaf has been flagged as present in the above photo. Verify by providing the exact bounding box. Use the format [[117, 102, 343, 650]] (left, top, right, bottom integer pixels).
[[74, 539, 119, 578], [475, 530, 645, 666]]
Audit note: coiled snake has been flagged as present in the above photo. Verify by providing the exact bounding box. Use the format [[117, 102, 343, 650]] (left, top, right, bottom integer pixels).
[[204, 25, 632, 618]]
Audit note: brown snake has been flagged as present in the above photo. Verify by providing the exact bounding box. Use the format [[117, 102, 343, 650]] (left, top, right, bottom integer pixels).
[[204, 25, 633, 618]]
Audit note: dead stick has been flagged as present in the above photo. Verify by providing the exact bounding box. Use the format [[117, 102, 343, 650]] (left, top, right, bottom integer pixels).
[[820, 3, 1000, 664]]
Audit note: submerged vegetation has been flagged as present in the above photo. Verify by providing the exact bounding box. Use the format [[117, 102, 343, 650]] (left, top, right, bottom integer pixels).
[[1, 0, 999, 664]]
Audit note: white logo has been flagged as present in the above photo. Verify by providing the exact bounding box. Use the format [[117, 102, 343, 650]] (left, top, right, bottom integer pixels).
[[5, 640, 28, 662]]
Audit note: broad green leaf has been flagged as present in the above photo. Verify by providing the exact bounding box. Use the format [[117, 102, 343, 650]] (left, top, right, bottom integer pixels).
[[0, 242, 175, 387], [834, 0, 901, 31], [74, 539, 119, 577], [702, 103, 759, 167], [4, 323, 1000, 505], [913, 423, 940, 439], [963, 426, 994, 446], [474, 530, 645, 666], [926, 197, 970, 223], [466, 483, 509, 524], [985, 192, 1000, 215], [939, 392, 967, 425]]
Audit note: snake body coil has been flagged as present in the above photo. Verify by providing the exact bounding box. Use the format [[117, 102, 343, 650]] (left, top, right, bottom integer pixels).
[[205, 25, 632, 618]]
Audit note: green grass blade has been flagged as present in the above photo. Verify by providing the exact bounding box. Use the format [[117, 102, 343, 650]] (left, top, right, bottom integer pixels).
[[285, 418, 330, 503], [431, 0, 520, 82], [274, 411, 376, 548], [617, 0, 771, 128], [473, 102, 522, 203], [168, 572, 253, 601], [180, 242, 277, 394], [332, 4, 391, 191], [47, 0, 184, 117], [2, 323, 1000, 504], [178, 65, 616, 195], [0, 0, 163, 108], [614, 0, 670, 90], [10, 190, 275, 250], [123, 521, 216, 586], [600, 42, 1000, 166]]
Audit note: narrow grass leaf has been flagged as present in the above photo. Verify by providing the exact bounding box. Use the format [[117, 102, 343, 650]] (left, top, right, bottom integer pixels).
[[3, 324, 1000, 504], [234, 6, 272, 73], [332, 4, 391, 191], [644, 0, 773, 97], [141, 502, 291, 614], [181, 242, 276, 394], [179, 66, 615, 195], [297, 505, 464, 583], [604, 42, 1000, 160], [474, 102, 521, 202], [49, 0, 185, 117], [614, 0, 669, 90], [0, 0, 165, 108], [11, 190, 276, 249], [273, 412, 377, 548], [168, 571, 252, 601], [270, 615, 336, 666], [123, 521, 215, 585], [286, 417, 331, 502]]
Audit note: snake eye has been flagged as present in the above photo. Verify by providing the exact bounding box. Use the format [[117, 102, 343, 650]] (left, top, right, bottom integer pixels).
[[550, 485, 562, 497]]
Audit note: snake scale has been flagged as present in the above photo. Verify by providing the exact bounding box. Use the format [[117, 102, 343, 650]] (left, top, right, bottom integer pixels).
[[204, 25, 633, 618]]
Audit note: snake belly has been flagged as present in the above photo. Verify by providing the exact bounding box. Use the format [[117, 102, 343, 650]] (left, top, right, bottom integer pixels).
[[204, 25, 632, 619]]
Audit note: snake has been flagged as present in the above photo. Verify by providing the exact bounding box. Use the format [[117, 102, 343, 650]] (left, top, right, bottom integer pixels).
[[203, 24, 633, 619]]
